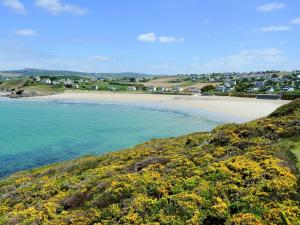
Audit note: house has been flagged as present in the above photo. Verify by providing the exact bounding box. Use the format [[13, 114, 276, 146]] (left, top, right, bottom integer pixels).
[[64, 79, 73, 86], [282, 86, 294, 92], [109, 86, 116, 91], [252, 87, 259, 92], [158, 87, 165, 92], [63, 80, 74, 88], [229, 80, 237, 86], [224, 82, 231, 88], [148, 86, 157, 92], [127, 86, 136, 91], [267, 87, 275, 93], [175, 86, 183, 92], [91, 85, 98, 90], [52, 81, 60, 85], [271, 77, 279, 82], [35, 76, 41, 82], [216, 86, 226, 93], [42, 79, 52, 85], [255, 81, 265, 88], [187, 87, 201, 93]]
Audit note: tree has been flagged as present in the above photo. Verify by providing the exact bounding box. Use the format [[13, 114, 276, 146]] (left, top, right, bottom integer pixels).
[[201, 85, 215, 93]]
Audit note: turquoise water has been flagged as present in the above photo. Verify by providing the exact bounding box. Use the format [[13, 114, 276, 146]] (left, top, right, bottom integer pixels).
[[0, 98, 222, 177]]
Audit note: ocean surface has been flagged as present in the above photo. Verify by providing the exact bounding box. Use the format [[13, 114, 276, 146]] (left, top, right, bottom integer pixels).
[[0, 98, 223, 177]]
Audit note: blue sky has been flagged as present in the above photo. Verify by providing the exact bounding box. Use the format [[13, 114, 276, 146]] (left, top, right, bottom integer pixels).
[[0, 0, 300, 74]]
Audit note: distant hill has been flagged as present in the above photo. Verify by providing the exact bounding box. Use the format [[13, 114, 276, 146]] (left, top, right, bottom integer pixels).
[[0, 68, 154, 78]]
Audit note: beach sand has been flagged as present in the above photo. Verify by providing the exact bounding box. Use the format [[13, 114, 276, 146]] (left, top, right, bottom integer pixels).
[[27, 91, 290, 122]]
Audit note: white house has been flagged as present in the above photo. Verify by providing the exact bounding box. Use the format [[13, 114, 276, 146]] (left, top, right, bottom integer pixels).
[[267, 87, 275, 93], [52, 81, 60, 85], [175, 86, 183, 92], [216, 86, 226, 93], [159, 86, 165, 92], [42, 79, 52, 85], [148, 86, 157, 92], [64, 79, 73, 86], [127, 86, 136, 91], [255, 81, 265, 88], [187, 87, 201, 93], [91, 85, 98, 90], [109, 86, 116, 91]]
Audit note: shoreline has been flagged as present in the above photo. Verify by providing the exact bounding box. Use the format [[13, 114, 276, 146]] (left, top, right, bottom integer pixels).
[[25, 91, 290, 123]]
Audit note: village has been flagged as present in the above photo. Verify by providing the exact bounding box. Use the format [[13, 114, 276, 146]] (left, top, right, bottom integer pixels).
[[1, 70, 300, 99]]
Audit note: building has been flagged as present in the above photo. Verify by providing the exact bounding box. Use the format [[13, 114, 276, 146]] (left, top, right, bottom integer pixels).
[[109, 86, 116, 91], [127, 86, 136, 91], [267, 87, 275, 93], [159, 87, 165, 92], [148, 86, 157, 92], [187, 87, 201, 93], [175, 86, 183, 92], [91, 85, 98, 90], [216, 86, 226, 93], [42, 79, 52, 85], [255, 81, 265, 88]]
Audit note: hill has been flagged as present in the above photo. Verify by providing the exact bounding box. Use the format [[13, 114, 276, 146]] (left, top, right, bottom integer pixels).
[[0, 100, 300, 224], [0, 68, 154, 78]]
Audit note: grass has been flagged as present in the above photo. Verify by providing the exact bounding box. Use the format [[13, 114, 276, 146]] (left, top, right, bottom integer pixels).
[[290, 136, 300, 171]]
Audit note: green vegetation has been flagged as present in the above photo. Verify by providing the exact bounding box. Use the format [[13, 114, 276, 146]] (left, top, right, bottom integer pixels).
[[201, 84, 216, 93], [0, 101, 300, 224]]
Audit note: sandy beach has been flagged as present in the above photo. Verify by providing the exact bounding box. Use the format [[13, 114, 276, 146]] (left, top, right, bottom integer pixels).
[[26, 91, 290, 122], [0, 91, 9, 97]]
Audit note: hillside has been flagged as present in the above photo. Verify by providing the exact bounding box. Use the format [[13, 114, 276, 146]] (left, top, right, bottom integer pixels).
[[0, 100, 300, 224], [0, 69, 153, 78]]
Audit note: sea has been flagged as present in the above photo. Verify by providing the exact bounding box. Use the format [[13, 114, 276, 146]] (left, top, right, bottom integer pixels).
[[0, 98, 224, 177]]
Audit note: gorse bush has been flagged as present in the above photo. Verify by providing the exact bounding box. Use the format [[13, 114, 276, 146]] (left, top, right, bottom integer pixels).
[[0, 99, 300, 224]]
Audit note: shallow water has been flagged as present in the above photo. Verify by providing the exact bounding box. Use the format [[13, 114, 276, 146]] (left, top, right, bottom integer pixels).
[[0, 98, 223, 177]]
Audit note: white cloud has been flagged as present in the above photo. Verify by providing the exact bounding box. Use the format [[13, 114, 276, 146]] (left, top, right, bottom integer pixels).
[[35, 0, 87, 15], [138, 33, 184, 44], [290, 17, 300, 25], [257, 2, 285, 12], [92, 55, 111, 61], [137, 32, 157, 42], [14, 29, 38, 36], [200, 48, 287, 72], [260, 25, 291, 32], [1, 0, 26, 13], [158, 36, 184, 43]]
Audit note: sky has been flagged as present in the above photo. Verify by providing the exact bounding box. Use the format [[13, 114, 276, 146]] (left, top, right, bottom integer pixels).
[[0, 0, 300, 74]]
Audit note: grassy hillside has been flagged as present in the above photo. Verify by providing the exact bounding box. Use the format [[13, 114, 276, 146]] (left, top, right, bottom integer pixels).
[[0, 100, 300, 224]]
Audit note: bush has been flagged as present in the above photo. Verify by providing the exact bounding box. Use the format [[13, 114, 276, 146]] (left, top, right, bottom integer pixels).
[[201, 85, 215, 93], [282, 92, 300, 100]]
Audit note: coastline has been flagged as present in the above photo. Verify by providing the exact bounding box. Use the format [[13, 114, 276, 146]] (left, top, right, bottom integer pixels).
[[25, 91, 290, 122]]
